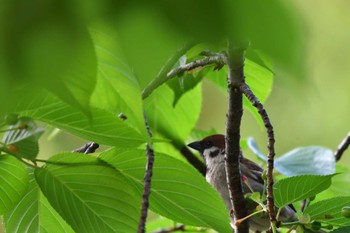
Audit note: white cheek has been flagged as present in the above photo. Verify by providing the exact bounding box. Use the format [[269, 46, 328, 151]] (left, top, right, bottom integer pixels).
[[203, 148, 224, 168]]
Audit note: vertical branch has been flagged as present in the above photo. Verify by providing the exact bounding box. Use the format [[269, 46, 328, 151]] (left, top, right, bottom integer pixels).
[[239, 82, 277, 231], [225, 44, 249, 233], [138, 113, 155, 233]]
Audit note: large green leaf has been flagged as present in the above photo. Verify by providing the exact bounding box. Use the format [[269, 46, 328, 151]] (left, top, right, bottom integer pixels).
[[35, 153, 141, 233], [275, 147, 336, 177], [0, 155, 29, 214], [274, 174, 335, 208], [99, 148, 231, 233], [304, 196, 350, 227], [89, 23, 147, 137], [144, 83, 201, 144], [17, 92, 147, 147], [0, 1, 97, 114], [4, 169, 74, 233], [1, 117, 45, 160]]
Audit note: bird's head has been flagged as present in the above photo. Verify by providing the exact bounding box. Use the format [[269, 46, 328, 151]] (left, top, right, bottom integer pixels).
[[187, 134, 226, 168]]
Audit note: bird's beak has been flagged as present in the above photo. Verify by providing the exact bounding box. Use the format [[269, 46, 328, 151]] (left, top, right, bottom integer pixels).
[[187, 141, 203, 153]]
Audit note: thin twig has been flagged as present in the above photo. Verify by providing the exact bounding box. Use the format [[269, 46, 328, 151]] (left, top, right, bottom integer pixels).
[[239, 82, 277, 232], [138, 113, 155, 233], [142, 41, 197, 99], [180, 146, 206, 175], [166, 54, 226, 79], [153, 224, 185, 233], [335, 131, 350, 161], [225, 44, 249, 233]]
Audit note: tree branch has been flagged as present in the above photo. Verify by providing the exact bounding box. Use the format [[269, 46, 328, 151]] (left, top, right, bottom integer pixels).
[[239, 82, 277, 232], [166, 54, 226, 78], [180, 146, 206, 176], [138, 113, 155, 233], [335, 131, 350, 161], [73, 142, 99, 154], [142, 41, 197, 99], [225, 44, 249, 233]]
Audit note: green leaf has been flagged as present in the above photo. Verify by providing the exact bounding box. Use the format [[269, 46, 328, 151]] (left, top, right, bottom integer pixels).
[[274, 174, 335, 208], [100, 148, 231, 233], [4, 169, 74, 233], [89, 23, 147, 137], [304, 196, 350, 227], [0, 2, 97, 114], [330, 227, 350, 233], [275, 147, 336, 176], [35, 153, 141, 233], [0, 155, 29, 214], [1, 117, 45, 159], [144, 83, 202, 144], [167, 74, 203, 107], [18, 92, 147, 147], [206, 57, 273, 126]]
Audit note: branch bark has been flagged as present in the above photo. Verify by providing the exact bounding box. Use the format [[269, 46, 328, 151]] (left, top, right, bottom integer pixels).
[[239, 82, 277, 232], [138, 113, 155, 233], [225, 44, 249, 233], [335, 131, 350, 161], [138, 144, 155, 233]]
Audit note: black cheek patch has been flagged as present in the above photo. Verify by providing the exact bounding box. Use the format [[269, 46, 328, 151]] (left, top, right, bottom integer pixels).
[[209, 149, 220, 158]]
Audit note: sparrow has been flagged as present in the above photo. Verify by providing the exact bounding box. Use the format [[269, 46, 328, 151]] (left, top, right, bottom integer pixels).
[[188, 134, 297, 232]]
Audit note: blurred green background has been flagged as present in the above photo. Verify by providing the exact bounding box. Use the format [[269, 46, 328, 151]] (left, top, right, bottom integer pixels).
[[2, 0, 350, 232]]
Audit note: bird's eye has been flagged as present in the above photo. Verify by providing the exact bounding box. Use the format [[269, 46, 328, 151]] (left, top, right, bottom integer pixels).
[[203, 141, 212, 148]]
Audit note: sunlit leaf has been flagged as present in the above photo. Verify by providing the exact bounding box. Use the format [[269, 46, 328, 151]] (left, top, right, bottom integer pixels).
[[144, 83, 201, 144], [0, 155, 29, 214], [304, 196, 350, 227], [4, 169, 74, 233], [274, 174, 335, 208], [35, 153, 141, 233], [17, 91, 147, 147], [89, 23, 148, 137], [100, 148, 231, 233]]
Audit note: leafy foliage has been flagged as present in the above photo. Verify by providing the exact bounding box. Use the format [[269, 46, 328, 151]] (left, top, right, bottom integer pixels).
[[0, 155, 28, 214], [304, 196, 350, 227], [99, 148, 231, 233], [0, 1, 348, 233], [35, 153, 141, 233], [274, 174, 335, 208]]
